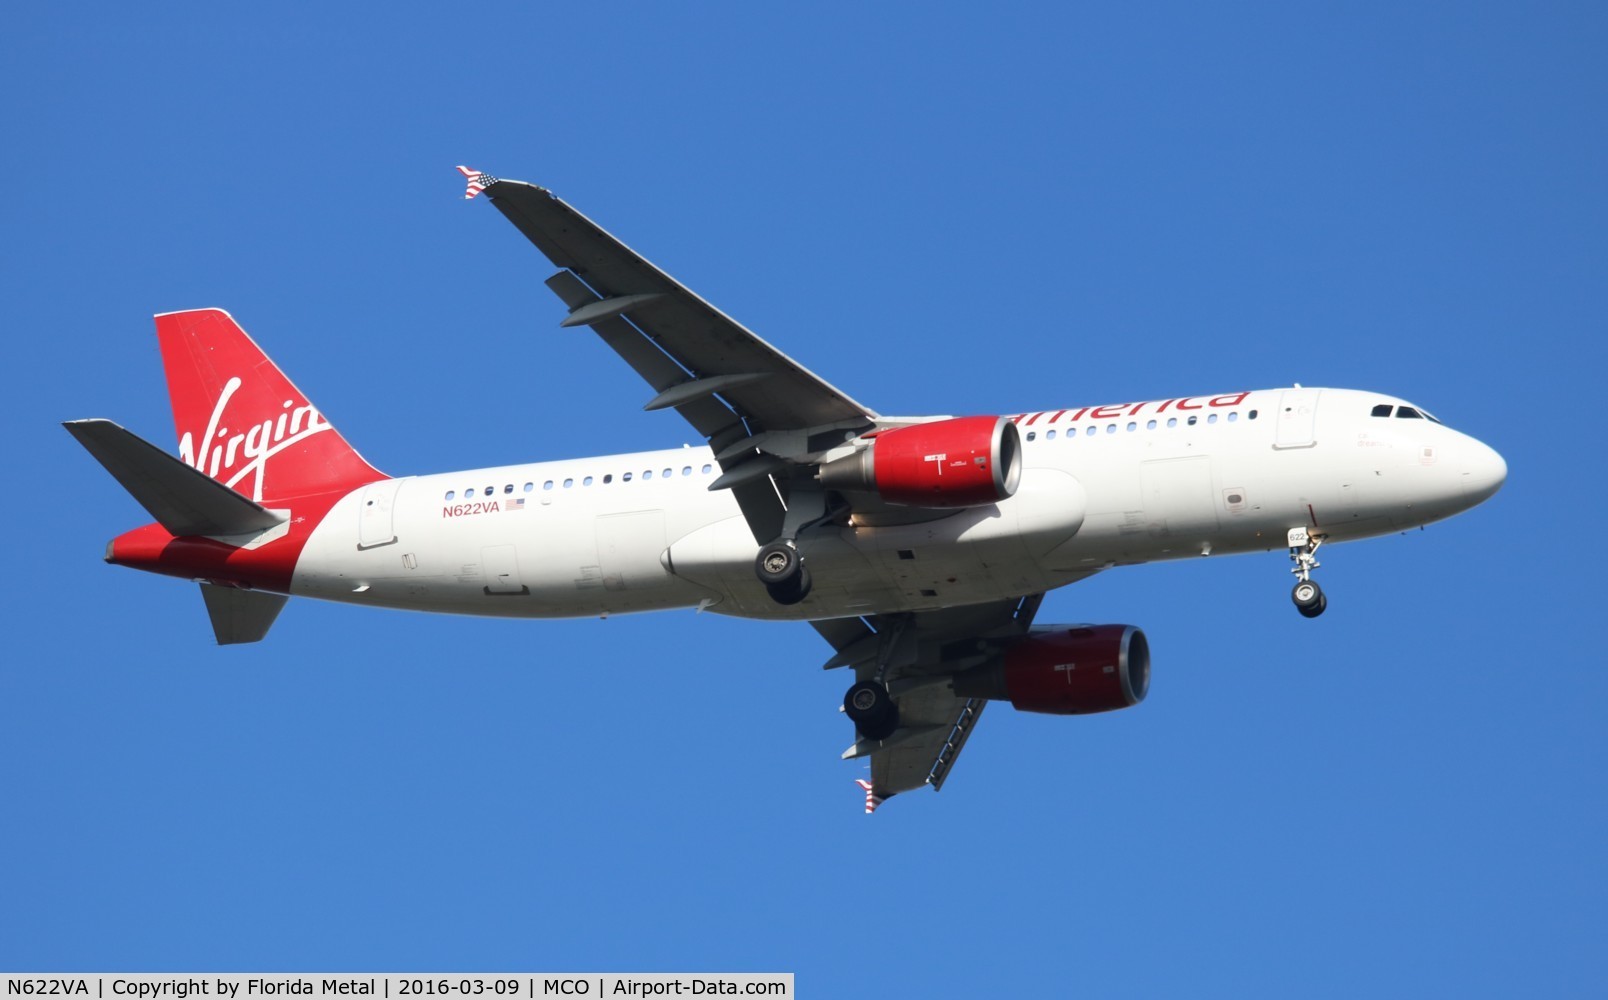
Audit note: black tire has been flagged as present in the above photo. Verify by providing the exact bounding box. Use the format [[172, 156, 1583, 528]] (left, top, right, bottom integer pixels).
[[1292, 579, 1323, 611], [765, 564, 813, 606], [755, 541, 803, 586], [844, 680, 900, 741], [1296, 590, 1328, 618]]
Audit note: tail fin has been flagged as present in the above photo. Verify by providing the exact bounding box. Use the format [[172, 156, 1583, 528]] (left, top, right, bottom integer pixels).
[[156, 309, 385, 502]]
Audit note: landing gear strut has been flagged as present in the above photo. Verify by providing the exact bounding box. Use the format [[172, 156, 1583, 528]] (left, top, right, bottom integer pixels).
[[754, 485, 843, 606], [1288, 527, 1327, 618], [756, 540, 812, 605]]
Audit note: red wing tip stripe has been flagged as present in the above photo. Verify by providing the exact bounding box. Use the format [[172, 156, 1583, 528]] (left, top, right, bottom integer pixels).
[[855, 778, 884, 815]]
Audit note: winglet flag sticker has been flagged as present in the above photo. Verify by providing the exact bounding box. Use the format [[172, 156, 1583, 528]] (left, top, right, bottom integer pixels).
[[457, 166, 498, 200], [855, 779, 884, 815]]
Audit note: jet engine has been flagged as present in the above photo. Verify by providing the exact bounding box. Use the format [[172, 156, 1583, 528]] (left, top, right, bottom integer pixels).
[[818, 415, 1022, 508], [951, 625, 1149, 714]]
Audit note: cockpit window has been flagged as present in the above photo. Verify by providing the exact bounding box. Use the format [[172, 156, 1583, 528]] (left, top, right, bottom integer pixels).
[[1397, 406, 1423, 419], [1371, 404, 1393, 417]]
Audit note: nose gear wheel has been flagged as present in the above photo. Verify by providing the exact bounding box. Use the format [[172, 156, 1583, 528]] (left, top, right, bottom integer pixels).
[[1287, 527, 1328, 617]]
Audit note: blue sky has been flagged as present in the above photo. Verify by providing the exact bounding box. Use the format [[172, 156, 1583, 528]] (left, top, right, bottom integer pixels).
[[3, 3, 1604, 995]]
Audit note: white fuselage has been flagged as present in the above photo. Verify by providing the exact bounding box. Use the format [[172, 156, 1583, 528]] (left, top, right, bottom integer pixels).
[[290, 388, 1506, 621]]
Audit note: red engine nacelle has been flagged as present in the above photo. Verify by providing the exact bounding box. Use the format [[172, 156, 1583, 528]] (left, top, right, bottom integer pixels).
[[819, 415, 1022, 508], [952, 625, 1150, 715]]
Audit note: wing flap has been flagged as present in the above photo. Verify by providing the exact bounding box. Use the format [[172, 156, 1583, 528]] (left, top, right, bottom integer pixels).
[[543, 270, 741, 442], [812, 596, 1045, 808], [485, 178, 876, 433], [870, 688, 989, 798]]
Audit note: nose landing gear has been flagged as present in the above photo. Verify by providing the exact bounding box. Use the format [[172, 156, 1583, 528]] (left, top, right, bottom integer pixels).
[[1288, 527, 1327, 618]]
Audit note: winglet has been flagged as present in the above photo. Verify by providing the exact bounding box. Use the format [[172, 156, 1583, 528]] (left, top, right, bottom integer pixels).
[[457, 165, 499, 200], [855, 779, 885, 815]]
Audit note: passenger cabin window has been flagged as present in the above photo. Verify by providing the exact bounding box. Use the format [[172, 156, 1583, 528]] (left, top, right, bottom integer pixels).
[[1397, 407, 1424, 419], [1371, 404, 1394, 417], [504, 484, 513, 494], [445, 490, 455, 500], [465, 488, 475, 498]]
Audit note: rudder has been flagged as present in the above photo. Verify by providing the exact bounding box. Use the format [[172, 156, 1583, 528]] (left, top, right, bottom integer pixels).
[[156, 308, 385, 503]]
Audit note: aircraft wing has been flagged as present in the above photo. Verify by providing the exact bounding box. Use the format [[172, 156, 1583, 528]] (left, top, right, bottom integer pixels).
[[474, 173, 877, 442], [816, 594, 1044, 810]]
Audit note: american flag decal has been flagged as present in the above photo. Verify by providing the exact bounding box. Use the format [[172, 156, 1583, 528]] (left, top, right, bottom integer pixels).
[[457, 165, 499, 200], [855, 779, 884, 815], [505, 497, 526, 512]]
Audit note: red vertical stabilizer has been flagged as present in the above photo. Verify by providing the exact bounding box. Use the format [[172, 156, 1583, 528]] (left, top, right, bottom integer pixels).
[[156, 309, 385, 503]]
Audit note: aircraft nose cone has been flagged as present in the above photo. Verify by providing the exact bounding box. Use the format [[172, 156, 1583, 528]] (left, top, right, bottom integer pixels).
[[1461, 438, 1507, 503]]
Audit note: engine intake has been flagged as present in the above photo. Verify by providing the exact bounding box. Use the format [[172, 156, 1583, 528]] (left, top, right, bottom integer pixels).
[[952, 625, 1149, 715], [819, 415, 1022, 508]]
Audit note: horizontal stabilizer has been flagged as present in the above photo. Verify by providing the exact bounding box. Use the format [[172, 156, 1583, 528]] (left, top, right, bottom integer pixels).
[[63, 419, 286, 537], [200, 583, 288, 645]]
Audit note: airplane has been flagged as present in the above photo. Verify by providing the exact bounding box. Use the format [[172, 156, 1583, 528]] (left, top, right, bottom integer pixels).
[[64, 167, 1507, 812]]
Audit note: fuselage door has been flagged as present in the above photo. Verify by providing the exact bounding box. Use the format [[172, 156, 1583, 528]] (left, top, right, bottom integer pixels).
[[1273, 388, 1322, 450], [482, 544, 528, 595], [357, 478, 404, 549]]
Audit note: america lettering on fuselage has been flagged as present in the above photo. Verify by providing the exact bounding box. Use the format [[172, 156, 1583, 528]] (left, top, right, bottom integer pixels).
[[1013, 391, 1251, 424], [65, 169, 1506, 810]]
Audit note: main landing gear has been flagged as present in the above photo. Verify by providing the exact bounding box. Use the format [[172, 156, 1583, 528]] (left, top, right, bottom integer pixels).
[[1288, 527, 1327, 618], [754, 485, 843, 606], [844, 679, 899, 741], [756, 540, 812, 605], [838, 616, 909, 745]]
